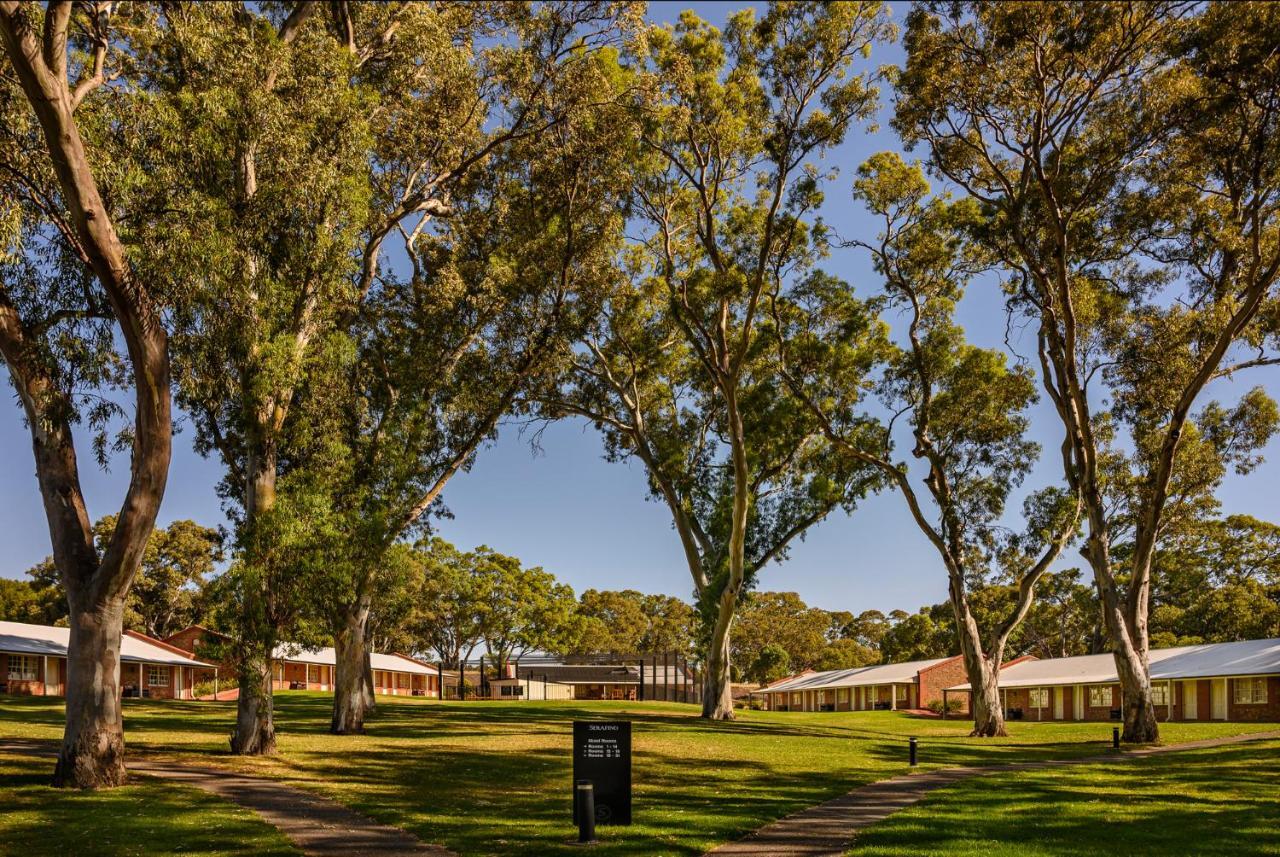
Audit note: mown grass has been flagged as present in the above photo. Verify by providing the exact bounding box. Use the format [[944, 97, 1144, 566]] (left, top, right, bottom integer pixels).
[[848, 738, 1280, 856], [0, 747, 299, 857], [0, 694, 1274, 856]]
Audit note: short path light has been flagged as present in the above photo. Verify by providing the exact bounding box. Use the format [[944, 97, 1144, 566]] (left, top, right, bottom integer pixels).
[[575, 780, 596, 843], [1112, 727, 1120, 750], [909, 736, 919, 766]]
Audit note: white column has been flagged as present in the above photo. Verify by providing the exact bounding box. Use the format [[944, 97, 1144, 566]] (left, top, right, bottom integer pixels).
[[138, 662, 144, 697], [890, 684, 897, 711], [42, 656, 51, 696], [176, 666, 184, 699]]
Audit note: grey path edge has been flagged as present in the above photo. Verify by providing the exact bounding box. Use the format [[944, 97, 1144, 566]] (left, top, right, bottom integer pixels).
[[705, 729, 1280, 857], [0, 739, 455, 857]]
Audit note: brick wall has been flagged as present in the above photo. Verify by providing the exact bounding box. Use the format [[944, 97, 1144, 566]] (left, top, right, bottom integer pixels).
[[916, 656, 968, 711], [1227, 676, 1280, 722], [1083, 683, 1121, 721]]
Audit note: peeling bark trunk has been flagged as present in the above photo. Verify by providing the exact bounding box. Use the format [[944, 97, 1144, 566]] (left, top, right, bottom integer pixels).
[[1099, 589, 1159, 743], [701, 597, 735, 720], [966, 658, 1007, 738], [231, 445, 279, 755], [230, 653, 276, 755], [54, 602, 128, 788], [331, 597, 373, 734], [951, 582, 1007, 737]]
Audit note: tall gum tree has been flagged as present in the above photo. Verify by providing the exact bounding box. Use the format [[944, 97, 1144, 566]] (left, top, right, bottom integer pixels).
[[311, 1, 641, 735], [0, 1, 172, 787], [131, 2, 375, 754], [776, 153, 1079, 736], [543, 2, 895, 720], [892, 2, 1280, 742]]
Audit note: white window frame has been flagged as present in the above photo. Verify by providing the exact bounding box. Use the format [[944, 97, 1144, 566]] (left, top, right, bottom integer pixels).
[[147, 665, 169, 687], [1088, 685, 1111, 707], [838, 688, 848, 702], [307, 664, 320, 684], [7, 655, 39, 681], [1233, 677, 1268, 705], [1029, 688, 1048, 708], [1150, 683, 1169, 706]]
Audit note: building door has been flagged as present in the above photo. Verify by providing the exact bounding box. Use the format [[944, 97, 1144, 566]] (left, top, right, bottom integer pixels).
[[1053, 688, 1064, 720], [1182, 680, 1198, 719], [1211, 679, 1227, 720], [1072, 686, 1083, 720]]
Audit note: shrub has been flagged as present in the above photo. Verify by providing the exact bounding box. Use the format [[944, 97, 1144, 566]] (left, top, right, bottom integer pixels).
[[925, 697, 964, 714]]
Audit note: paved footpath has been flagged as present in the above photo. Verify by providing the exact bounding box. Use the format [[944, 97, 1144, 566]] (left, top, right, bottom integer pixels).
[[707, 729, 1280, 857], [0, 739, 456, 857]]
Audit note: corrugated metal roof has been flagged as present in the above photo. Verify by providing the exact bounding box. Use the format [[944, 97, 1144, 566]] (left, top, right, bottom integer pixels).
[[0, 621, 212, 667], [759, 657, 954, 693], [271, 643, 437, 675], [945, 638, 1280, 690]]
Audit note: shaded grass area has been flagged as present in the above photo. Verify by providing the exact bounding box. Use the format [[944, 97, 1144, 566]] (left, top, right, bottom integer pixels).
[[0, 694, 1274, 857], [848, 739, 1280, 856], [0, 748, 300, 857]]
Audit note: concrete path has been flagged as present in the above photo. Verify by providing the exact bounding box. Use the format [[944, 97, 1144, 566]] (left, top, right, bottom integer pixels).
[[707, 729, 1280, 857], [0, 739, 455, 857]]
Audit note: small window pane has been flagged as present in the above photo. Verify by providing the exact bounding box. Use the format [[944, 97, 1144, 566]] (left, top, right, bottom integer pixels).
[[7, 655, 39, 681], [148, 665, 169, 686], [1233, 678, 1267, 705]]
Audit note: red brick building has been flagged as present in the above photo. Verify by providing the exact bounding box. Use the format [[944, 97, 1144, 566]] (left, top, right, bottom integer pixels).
[[942, 637, 1280, 723], [753, 656, 981, 712], [1, 620, 214, 699]]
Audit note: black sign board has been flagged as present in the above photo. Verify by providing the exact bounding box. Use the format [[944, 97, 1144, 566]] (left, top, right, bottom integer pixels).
[[572, 720, 632, 825]]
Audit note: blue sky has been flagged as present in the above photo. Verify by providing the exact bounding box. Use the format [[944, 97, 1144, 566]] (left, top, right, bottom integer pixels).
[[2, 3, 1277, 615]]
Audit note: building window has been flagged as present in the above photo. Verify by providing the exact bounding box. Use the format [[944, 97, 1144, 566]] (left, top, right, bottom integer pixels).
[[1029, 688, 1048, 708], [7, 655, 39, 681], [1151, 683, 1169, 706], [895, 685, 907, 700], [838, 688, 848, 702], [307, 664, 319, 684], [147, 665, 169, 687], [1233, 677, 1268, 705], [1088, 686, 1111, 707]]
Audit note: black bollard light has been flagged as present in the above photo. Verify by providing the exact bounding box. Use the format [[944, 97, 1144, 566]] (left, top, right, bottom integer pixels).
[[1112, 727, 1120, 749], [909, 736, 919, 766], [575, 779, 596, 843]]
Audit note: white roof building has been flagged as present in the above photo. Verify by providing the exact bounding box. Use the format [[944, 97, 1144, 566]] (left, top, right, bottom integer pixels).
[[760, 657, 954, 694], [0, 620, 212, 668], [272, 643, 436, 675], [945, 638, 1280, 691]]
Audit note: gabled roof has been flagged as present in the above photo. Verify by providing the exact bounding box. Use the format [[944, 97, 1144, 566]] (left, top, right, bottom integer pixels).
[[945, 638, 1280, 691], [760, 657, 954, 694], [271, 643, 437, 675], [0, 621, 213, 668]]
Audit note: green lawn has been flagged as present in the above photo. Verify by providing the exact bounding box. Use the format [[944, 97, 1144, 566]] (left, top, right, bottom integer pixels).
[[848, 739, 1280, 856], [0, 694, 1275, 856], [0, 747, 299, 857]]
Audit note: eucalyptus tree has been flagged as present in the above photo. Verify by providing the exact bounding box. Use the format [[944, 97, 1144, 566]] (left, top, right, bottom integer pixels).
[[0, 1, 172, 787], [893, 1, 1280, 742], [776, 153, 1079, 736], [310, 1, 640, 734], [128, 2, 376, 755], [544, 3, 895, 719]]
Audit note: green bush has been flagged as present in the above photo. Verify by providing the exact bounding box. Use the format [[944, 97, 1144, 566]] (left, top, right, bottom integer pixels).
[[925, 697, 964, 714]]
